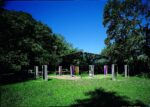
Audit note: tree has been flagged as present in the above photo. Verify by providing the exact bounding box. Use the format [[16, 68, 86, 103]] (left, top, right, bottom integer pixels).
[[102, 0, 150, 73], [0, 8, 78, 72], [0, 8, 36, 72], [0, 0, 5, 7]]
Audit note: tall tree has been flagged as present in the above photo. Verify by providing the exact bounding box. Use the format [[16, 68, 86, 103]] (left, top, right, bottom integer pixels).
[[102, 0, 150, 73], [0, 8, 78, 72]]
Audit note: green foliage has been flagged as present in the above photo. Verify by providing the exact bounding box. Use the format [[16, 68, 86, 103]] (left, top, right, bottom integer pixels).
[[0, 0, 5, 7], [95, 58, 109, 65], [72, 59, 80, 66], [0, 8, 77, 72], [102, 0, 150, 73], [137, 54, 149, 63], [0, 8, 36, 71]]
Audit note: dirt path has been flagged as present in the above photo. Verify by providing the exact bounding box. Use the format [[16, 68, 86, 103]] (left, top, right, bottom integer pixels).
[[48, 74, 112, 80], [48, 75, 81, 80]]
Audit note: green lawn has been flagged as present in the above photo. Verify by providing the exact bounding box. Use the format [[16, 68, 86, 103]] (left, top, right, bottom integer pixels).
[[1, 74, 150, 107]]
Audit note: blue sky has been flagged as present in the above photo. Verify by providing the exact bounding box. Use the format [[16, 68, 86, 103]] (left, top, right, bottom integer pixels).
[[4, 0, 107, 54]]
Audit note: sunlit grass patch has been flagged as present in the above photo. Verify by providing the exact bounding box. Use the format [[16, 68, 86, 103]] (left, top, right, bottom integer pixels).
[[1, 74, 150, 107]]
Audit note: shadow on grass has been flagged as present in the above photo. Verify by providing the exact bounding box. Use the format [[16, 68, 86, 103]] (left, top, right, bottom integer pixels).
[[0, 71, 52, 85], [71, 88, 146, 107], [0, 72, 34, 85], [136, 72, 150, 79], [0, 71, 53, 85], [48, 78, 52, 81]]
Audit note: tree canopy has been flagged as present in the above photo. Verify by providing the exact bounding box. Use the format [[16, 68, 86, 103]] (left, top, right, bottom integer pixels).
[[0, 8, 78, 72], [102, 0, 150, 74]]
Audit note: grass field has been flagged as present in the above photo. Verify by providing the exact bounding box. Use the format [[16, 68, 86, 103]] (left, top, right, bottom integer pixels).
[[1, 74, 150, 107]]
